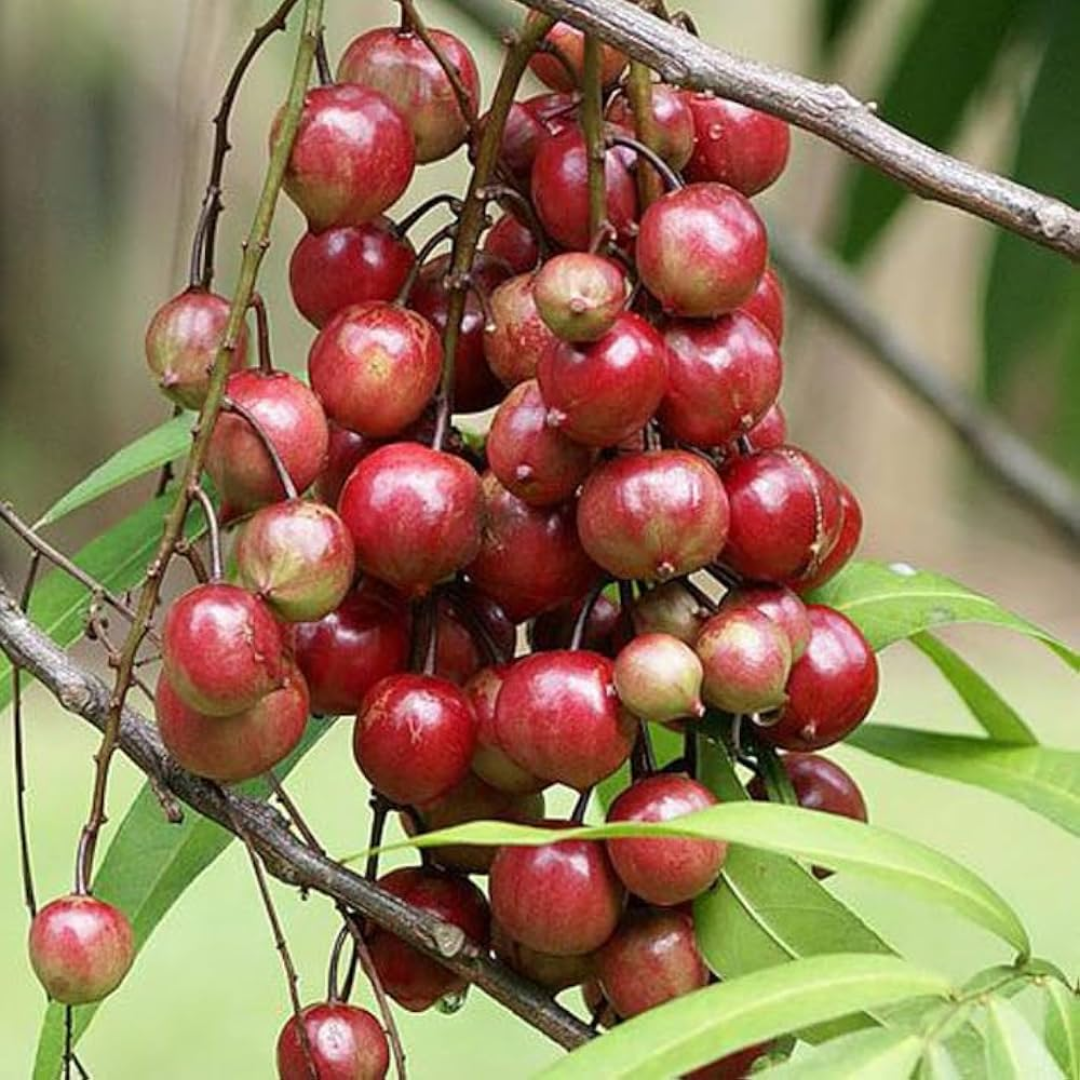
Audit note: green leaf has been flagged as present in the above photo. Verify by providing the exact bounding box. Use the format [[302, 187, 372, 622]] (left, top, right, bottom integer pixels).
[[911, 632, 1036, 744], [32, 717, 333, 1080], [35, 413, 192, 527], [760, 1027, 924, 1078], [1042, 981, 1080, 1078], [983, 995, 1066, 1079], [819, 0, 865, 53], [537, 954, 950, 1080], [362, 803, 1031, 956], [917, 1041, 964, 1080], [834, 0, 1025, 261], [0, 494, 201, 712], [848, 726, 1080, 837], [806, 560, 1078, 668]]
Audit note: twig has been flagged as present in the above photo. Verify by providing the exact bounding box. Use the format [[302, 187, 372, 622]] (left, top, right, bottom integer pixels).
[[581, 34, 607, 244], [625, 60, 662, 208], [12, 552, 40, 917], [314, 29, 333, 86], [510, 0, 1080, 259], [344, 915, 409, 1080], [394, 193, 464, 238], [247, 292, 274, 375], [188, 486, 223, 581], [767, 226, 1080, 547]]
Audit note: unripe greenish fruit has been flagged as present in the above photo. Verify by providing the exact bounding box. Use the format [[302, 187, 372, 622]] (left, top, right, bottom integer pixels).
[[613, 633, 704, 723], [695, 607, 792, 715], [631, 581, 711, 645], [534, 253, 627, 342]]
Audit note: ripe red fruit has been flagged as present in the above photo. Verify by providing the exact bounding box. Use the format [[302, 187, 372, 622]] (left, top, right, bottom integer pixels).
[[684, 92, 790, 195], [636, 183, 767, 317], [761, 605, 878, 751], [529, 591, 623, 656], [487, 380, 595, 507], [720, 585, 812, 661], [738, 266, 785, 344], [308, 301, 442, 438], [354, 673, 477, 805], [155, 664, 309, 782], [631, 581, 710, 645], [719, 447, 844, 586], [316, 423, 380, 507], [607, 775, 724, 906], [743, 402, 787, 451], [278, 85, 414, 231], [337, 27, 480, 163], [162, 582, 285, 715], [288, 220, 415, 329], [466, 473, 600, 623], [490, 91, 577, 177], [607, 84, 696, 170], [28, 895, 134, 1005], [613, 633, 704, 723], [695, 607, 792, 714], [144, 288, 248, 409], [368, 867, 490, 1011], [489, 826, 625, 955], [748, 753, 868, 822], [495, 650, 637, 790], [534, 253, 627, 343], [482, 273, 558, 388], [338, 443, 482, 597], [529, 23, 626, 90], [596, 908, 708, 1019], [686, 1044, 772, 1080], [465, 665, 546, 794], [537, 312, 668, 447], [276, 1002, 390, 1080], [429, 589, 516, 686], [795, 479, 863, 592], [294, 584, 409, 716], [531, 128, 638, 251], [492, 923, 594, 992], [483, 212, 540, 275], [206, 369, 330, 520], [660, 311, 783, 448], [577, 450, 730, 581]]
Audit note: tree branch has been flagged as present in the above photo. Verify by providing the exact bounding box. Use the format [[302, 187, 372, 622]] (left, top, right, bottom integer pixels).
[[0, 583, 592, 1052], [510, 0, 1080, 260]]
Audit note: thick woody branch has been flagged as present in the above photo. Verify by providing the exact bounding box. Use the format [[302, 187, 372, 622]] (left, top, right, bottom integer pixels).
[[511, 0, 1080, 260], [0, 584, 592, 1052]]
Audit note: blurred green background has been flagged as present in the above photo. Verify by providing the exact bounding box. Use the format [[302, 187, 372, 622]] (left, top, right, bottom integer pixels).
[[0, 0, 1077, 1076]]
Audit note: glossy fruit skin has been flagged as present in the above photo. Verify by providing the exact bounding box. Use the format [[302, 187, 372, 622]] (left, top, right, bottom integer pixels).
[[155, 665, 309, 783], [596, 908, 707, 1019], [162, 583, 285, 716], [636, 183, 767, 318], [531, 128, 638, 251], [492, 923, 594, 992], [537, 313, 668, 448], [748, 753, 867, 822], [277, 1002, 389, 1080], [738, 266, 784, 343], [631, 581, 709, 646], [353, 673, 477, 806], [489, 825, 625, 955], [465, 665, 547, 794], [530, 592, 623, 657], [495, 651, 637, 790], [578, 450, 730, 581], [761, 606, 879, 751], [279, 85, 415, 232], [607, 84, 695, 170], [28, 896, 134, 1005], [482, 273, 558, 388], [743, 402, 787, 452], [606, 775, 725, 905], [533, 254, 627, 343], [487, 380, 595, 507], [483, 212, 540, 275], [720, 447, 844, 586], [684, 92, 790, 195], [613, 633, 704, 723], [660, 312, 783, 448], [529, 23, 627, 91], [316, 424, 380, 507], [368, 867, 490, 1011], [289, 220, 415, 329], [719, 585, 811, 661], [308, 301, 442, 438], [337, 27, 480, 163], [206, 370, 330, 520], [338, 443, 482, 597], [466, 473, 600, 623], [236, 500, 356, 623], [795, 480, 862, 593], [144, 288, 249, 409], [490, 91, 577, 177], [695, 607, 792, 714]]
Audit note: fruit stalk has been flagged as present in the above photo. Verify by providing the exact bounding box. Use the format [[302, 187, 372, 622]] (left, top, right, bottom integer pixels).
[[626, 58, 663, 208], [580, 33, 607, 244]]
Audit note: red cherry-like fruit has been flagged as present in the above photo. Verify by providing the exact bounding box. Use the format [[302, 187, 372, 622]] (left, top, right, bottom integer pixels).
[[483, 212, 540, 275], [482, 272, 558, 388], [155, 664, 309, 783], [28, 895, 134, 1005], [684, 92, 790, 196], [695, 607, 792, 714], [490, 91, 578, 177], [738, 266, 784, 344], [337, 27, 480, 164], [144, 288, 248, 409], [606, 774, 725, 905], [338, 442, 482, 598], [492, 923, 594, 992], [636, 182, 767, 317], [316, 424, 380, 507], [577, 450, 730, 581], [489, 825, 625, 956], [538, 312, 668, 448], [278, 85, 415, 232], [533, 253, 627, 343], [495, 651, 637, 790], [631, 581, 710, 645], [529, 23, 627, 91], [607, 84, 696, 170], [760, 605, 878, 751], [795, 479, 863, 592], [743, 402, 787, 451], [429, 589, 516, 686], [529, 591, 623, 657], [162, 582, 285, 716], [720, 585, 811, 661], [289, 219, 415, 329], [465, 665, 547, 794], [686, 1044, 773, 1080], [748, 752, 868, 822], [613, 633, 704, 723], [660, 312, 782, 448], [277, 1002, 390, 1080]]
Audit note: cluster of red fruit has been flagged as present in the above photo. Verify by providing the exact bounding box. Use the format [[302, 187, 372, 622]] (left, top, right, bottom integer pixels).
[[29, 16, 880, 1080]]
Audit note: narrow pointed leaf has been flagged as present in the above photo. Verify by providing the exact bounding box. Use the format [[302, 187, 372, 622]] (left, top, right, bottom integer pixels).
[[983, 996, 1066, 1079], [761, 1027, 924, 1079], [1042, 981, 1080, 1079], [917, 1042, 964, 1080]]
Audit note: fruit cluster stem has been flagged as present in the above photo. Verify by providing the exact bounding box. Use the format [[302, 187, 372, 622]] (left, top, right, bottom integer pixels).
[[626, 60, 663, 208], [580, 34, 608, 245]]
